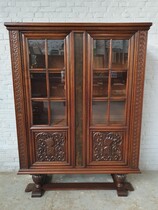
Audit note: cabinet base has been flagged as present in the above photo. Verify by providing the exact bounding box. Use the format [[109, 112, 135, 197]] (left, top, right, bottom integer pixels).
[[25, 174, 134, 197]]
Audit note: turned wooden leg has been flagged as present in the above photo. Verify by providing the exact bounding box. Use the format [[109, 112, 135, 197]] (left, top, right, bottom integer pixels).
[[112, 174, 129, 196], [31, 174, 44, 197], [25, 174, 50, 197]]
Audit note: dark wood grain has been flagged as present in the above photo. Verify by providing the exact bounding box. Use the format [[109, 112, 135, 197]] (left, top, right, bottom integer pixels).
[[4, 22, 152, 31], [5, 22, 152, 197], [9, 30, 29, 169], [74, 33, 84, 166]]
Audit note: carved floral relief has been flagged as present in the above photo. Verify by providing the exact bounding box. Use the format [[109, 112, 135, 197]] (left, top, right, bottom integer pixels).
[[93, 132, 123, 161], [35, 132, 66, 162]]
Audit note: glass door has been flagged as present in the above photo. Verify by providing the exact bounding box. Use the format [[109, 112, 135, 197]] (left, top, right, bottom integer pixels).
[[88, 37, 130, 165], [92, 39, 128, 125], [28, 39, 67, 126], [24, 35, 71, 166]]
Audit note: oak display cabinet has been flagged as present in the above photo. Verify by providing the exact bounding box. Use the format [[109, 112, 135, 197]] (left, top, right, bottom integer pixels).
[[5, 22, 152, 197]]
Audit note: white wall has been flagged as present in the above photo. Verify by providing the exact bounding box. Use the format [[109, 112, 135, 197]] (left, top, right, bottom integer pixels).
[[0, 0, 158, 171]]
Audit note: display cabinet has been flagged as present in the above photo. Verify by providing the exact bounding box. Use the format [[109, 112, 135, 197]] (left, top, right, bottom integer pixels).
[[5, 22, 152, 197]]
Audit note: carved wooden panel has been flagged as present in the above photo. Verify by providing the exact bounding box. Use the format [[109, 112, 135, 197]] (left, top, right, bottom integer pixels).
[[92, 132, 123, 161], [35, 132, 66, 162], [131, 31, 148, 168], [9, 30, 28, 168]]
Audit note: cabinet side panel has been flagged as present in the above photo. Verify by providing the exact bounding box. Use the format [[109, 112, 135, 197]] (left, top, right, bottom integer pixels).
[[130, 31, 148, 169], [9, 30, 28, 169], [74, 33, 84, 166]]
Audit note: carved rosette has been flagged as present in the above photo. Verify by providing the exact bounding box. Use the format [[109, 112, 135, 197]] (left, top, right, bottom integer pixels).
[[131, 31, 147, 168], [35, 132, 66, 162], [9, 31, 28, 168], [92, 132, 123, 161]]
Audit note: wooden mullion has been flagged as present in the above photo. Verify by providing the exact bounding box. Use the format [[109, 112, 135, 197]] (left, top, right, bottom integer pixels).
[[49, 97, 66, 101], [107, 70, 111, 124], [124, 99, 127, 125], [48, 95, 51, 126], [48, 70, 65, 74], [90, 36, 93, 126], [47, 68, 65, 71], [93, 68, 109, 71], [109, 39, 112, 69], [45, 38, 49, 96], [107, 39, 112, 124], [31, 98, 49, 102], [64, 37, 68, 127], [110, 68, 128, 72], [45, 39, 51, 126], [110, 97, 127, 101], [29, 68, 46, 71], [93, 97, 108, 101]]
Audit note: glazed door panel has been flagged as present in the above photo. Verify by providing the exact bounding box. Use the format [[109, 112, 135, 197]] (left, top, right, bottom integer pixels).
[[23, 33, 72, 167], [86, 34, 133, 166]]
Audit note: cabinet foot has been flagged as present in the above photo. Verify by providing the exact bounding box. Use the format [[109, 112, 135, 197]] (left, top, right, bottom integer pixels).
[[25, 174, 47, 197], [112, 174, 134, 197]]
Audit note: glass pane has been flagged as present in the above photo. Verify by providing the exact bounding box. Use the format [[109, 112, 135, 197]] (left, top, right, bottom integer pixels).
[[31, 73, 47, 98], [93, 72, 108, 97], [92, 101, 108, 124], [51, 101, 66, 125], [93, 40, 110, 68], [32, 101, 48, 125], [49, 72, 65, 97], [28, 40, 45, 68], [48, 40, 64, 68], [112, 40, 128, 68], [111, 72, 127, 97], [110, 101, 125, 122]]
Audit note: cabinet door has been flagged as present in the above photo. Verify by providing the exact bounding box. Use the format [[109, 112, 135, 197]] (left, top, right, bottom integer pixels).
[[23, 33, 73, 168], [86, 35, 133, 166]]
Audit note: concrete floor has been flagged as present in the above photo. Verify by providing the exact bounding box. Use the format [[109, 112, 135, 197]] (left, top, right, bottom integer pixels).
[[0, 172, 158, 210]]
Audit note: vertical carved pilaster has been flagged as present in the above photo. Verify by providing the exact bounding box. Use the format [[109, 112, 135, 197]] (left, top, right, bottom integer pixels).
[[9, 30, 28, 168], [131, 31, 148, 168]]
